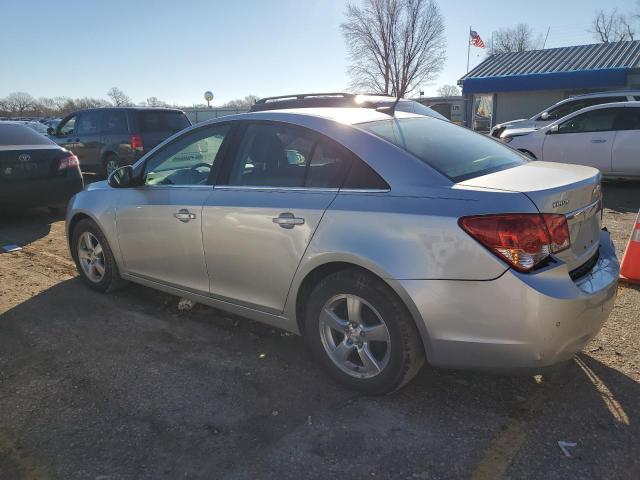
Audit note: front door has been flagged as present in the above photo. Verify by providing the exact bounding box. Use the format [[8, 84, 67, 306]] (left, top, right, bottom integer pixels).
[[202, 121, 352, 313], [542, 107, 619, 173], [115, 123, 231, 294], [74, 110, 104, 172], [53, 114, 78, 153]]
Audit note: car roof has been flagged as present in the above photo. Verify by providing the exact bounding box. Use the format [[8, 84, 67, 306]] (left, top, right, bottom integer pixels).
[[250, 92, 423, 112], [205, 107, 422, 126], [568, 90, 640, 99], [66, 107, 186, 116]]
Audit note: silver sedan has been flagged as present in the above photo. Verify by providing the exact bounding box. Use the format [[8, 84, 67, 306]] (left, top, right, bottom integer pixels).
[[66, 107, 619, 394]]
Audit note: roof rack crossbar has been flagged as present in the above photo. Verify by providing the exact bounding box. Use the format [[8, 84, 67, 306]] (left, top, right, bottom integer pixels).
[[255, 92, 357, 104]]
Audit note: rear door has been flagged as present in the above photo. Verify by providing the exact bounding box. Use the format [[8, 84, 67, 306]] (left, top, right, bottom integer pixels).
[[542, 107, 619, 172], [135, 110, 191, 153], [74, 110, 103, 172], [115, 123, 231, 294], [202, 121, 351, 313], [611, 106, 640, 177]]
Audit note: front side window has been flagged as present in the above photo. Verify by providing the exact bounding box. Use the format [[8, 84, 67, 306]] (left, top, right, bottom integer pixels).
[[76, 112, 101, 135], [358, 117, 526, 182], [57, 115, 77, 136], [144, 125, 230, 186], [558, 108, 620, 134]]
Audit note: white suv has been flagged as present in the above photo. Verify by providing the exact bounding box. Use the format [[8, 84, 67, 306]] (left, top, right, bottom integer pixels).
[[491, 90, 640, 138]]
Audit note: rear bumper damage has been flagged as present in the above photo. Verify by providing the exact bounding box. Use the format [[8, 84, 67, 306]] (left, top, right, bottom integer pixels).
[[399, 229, 619, 372]]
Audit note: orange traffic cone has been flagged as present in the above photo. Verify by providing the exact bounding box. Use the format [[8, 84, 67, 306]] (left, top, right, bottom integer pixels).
[[620, 209, 640, 285]]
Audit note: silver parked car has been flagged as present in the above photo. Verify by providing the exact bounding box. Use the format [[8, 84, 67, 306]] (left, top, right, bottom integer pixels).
[[66, 107, 619, 394]]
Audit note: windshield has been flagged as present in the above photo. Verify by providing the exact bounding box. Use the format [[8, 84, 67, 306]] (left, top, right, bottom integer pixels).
[[357, 117, 527, 182]]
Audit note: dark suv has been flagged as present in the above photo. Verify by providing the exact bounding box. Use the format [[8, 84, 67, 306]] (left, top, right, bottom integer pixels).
[[49, 107, 191, 176]]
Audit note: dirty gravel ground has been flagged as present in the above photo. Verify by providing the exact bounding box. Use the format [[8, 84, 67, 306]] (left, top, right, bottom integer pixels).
[[0, 181, 639, 480]]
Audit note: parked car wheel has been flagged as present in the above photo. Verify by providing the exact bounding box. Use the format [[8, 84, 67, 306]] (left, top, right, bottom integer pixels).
[[103, 154, 122, 177], [304, 268, 425, 395], [71, 219, 127, 292]]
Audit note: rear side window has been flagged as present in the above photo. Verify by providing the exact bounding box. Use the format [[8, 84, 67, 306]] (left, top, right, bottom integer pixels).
[[102, 111, 128, 134], [138, 111, 190, 133], [613, 108, 640, 130], [0, 124, 54, 146], [224, 122, 361, 189], [227, 123, 314, 187], [305, 140, 351, 188], [343, 158, 389, 190], [358, 117, 526, 182]]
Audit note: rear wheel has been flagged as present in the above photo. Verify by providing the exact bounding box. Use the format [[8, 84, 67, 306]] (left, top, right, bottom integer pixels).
[[71, 219, 127, 292], [304, 269, 425, 395]]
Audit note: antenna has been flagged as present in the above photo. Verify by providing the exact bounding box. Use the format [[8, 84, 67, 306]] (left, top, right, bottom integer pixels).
[[375, 94, 402, 117]]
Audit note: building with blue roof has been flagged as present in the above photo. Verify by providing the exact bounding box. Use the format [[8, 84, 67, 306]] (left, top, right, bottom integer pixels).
[[457, 40, 640, 131]]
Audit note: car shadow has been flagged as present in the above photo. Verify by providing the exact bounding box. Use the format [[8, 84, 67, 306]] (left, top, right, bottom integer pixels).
[[603, 180, 640, 213], [0, 207, 63, 250], [0, 278, 638, 479]]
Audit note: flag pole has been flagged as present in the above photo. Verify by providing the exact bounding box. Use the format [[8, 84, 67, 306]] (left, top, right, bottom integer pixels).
[[466, 26, 471, 72]]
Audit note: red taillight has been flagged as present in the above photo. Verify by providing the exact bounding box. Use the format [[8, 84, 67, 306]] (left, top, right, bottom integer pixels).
[[58, 153, 79, 171], [459, 213, 570, 272], [130, 133, 144, 152]]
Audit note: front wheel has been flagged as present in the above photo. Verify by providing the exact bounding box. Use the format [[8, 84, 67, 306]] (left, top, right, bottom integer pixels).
[[103, 154, 122, 177], [71, 219, 127, 292], [304, 269, 425, 395]]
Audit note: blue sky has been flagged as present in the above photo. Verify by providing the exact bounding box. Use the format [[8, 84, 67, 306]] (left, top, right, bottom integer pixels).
[[0, 0, 637, 105]]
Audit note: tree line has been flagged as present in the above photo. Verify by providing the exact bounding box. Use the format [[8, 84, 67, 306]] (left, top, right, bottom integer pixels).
[[0, 88, 259, 118]]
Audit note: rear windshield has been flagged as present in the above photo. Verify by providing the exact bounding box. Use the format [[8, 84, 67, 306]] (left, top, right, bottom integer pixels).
[[357, 117, 526, 182], [137, 111, 190, 133], [0, 123, 54, 146]]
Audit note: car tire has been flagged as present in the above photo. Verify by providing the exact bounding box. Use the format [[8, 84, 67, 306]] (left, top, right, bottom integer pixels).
[[304, 268, 425, 395], [71, 219, 127, 292], [103, 154, 122, 177]]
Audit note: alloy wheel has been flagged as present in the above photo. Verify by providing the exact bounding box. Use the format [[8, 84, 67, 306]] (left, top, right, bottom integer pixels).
[[318, 294, 391, 379], [77, 232, 105, 283], [105, 159, 119, 176]]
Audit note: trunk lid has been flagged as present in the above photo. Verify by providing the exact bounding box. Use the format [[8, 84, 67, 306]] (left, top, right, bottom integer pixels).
[[458, 161, 602, 273], [0, 145, 65, 182]]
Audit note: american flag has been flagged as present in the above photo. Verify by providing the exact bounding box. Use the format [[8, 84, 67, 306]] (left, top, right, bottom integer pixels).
[[470, 30, 485, 48]]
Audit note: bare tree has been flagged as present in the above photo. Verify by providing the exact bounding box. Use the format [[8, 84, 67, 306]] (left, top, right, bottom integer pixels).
[[222, 95, 259, 110], [107, 87, 132, 107], [436, 84, 460, 96], [2, 92, 37, 114], [488, 24, 542, 55], [145, 96, 169, 107], [590, 9, 636, 42], [341, 0, 446, 98]]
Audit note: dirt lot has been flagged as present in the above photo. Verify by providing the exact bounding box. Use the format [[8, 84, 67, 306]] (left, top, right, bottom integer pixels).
[[1, 182, 639, 480]]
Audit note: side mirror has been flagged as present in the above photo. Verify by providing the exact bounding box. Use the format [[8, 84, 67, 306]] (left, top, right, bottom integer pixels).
[[540, 112, 550, 120], [108, 165, 135, 188], [547, 125, 559, 134], [47, 127, 55, 136]]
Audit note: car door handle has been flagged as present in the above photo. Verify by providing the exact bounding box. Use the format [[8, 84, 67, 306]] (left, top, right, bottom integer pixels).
[[174, 209, 196, 222], [272, 212, 305, 229], [591, 139, 607, 143]]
